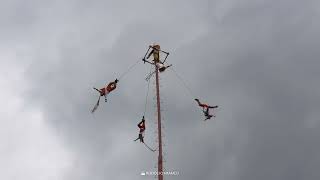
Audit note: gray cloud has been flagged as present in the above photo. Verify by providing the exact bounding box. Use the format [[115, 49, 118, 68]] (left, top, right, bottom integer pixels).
[[2, 0, 320, 179]]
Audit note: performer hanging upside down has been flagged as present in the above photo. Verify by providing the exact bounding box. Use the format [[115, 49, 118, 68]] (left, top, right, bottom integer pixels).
[[94, 79, 118, 102], [195, 99, 218, 120], [134, 116, 146, 143], [91, 79, 119, 113]]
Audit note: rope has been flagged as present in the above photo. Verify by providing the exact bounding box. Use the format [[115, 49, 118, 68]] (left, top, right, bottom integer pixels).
[[145, 70, 155, 81], [143, 142, 156, 152], [118, 59, 141, 80], [143, 66, 152, 116], [170, 67, 196, 98]]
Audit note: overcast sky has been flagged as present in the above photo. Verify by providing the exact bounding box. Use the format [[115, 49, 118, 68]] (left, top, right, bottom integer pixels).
[[1, 0, 320, 180]]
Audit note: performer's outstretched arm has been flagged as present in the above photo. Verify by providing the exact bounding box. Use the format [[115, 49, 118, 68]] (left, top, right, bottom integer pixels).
[[208, 105, 218, 109]]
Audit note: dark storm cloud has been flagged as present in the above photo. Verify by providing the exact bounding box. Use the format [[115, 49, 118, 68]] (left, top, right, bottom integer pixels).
[[3, 0, 320, 179]]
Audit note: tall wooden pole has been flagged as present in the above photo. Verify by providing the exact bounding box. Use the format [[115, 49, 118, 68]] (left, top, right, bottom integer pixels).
[[155, 64, 163, 180]]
